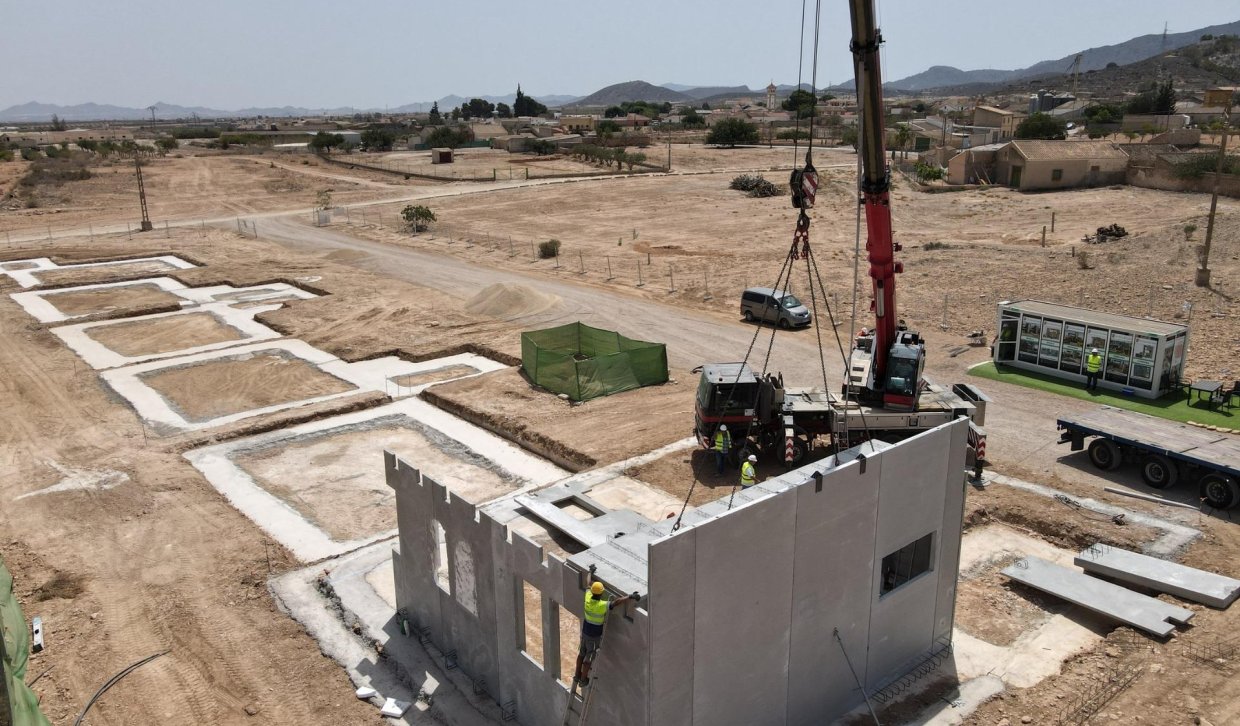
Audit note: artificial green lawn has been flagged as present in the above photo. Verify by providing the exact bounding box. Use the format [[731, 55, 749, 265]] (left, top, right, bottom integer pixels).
[[968, 362, 1240, 428]]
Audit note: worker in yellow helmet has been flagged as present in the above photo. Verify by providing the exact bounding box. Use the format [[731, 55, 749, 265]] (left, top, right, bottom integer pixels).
[[740, 453, 757, 488], [574, 581, 639, 685], [1085, 347, 1103, 392]]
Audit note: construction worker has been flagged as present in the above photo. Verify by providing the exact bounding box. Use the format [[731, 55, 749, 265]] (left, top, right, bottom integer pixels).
[[713, 424, 732, 475], [1085, 348, 1103, 391], [574, 582, 639, 685], [740, 453, 757, 488]]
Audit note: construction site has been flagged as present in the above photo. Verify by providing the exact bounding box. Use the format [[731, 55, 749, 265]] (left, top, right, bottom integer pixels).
[[5, 3, 1240, 726]]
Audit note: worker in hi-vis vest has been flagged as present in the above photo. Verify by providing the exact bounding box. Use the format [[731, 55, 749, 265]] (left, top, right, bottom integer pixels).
[[574, 582, 639, 685], [740, 454, 757, 488], [713, 424, 732, 475], [1085, 348, 1103, 392]]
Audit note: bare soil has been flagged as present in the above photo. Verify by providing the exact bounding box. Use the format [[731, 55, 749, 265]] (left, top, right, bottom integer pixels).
[[139, 350, 356, 423], [85, 311, 244, 356], [235, 420, 519, 542], [33, 259, 183, 287], [390, 363, 479, 389], [42, 282, 184, 317]]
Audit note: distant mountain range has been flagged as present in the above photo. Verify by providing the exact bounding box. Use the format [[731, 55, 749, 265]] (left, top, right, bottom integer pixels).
[[884, 18, 1240, 91], [5, 18, 1238, 123]]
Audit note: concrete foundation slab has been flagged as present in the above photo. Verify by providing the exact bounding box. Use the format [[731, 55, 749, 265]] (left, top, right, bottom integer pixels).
[[1001, 556, 1194, 637], [0, 255, 196, 288], [186, 392, 566, 562], [1075, 544, 1240, 608]]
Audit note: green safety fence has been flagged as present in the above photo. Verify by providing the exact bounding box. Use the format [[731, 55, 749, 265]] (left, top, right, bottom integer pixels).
[[521, 322, 668, 402], [1, 555, 51, 726]]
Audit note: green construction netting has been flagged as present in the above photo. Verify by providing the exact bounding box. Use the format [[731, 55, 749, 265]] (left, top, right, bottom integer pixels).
[[1, 556, 51, 726], [521, 322, 668, 401]]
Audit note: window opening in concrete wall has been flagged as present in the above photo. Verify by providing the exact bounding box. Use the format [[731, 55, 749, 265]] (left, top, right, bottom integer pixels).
[[520, 580, 545, 669], [557, 603, 580, 688], [431, 519, 450, 595], [880, 532, 934, 596]]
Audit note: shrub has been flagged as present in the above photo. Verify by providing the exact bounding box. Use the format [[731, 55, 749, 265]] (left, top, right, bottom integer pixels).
[[538, 239, 561, 259]]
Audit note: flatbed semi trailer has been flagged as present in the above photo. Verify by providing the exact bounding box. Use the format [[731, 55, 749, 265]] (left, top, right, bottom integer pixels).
[[1057, 406, 1240, 509]]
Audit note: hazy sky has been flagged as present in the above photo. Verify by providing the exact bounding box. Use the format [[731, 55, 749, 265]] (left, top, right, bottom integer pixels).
[[3, 0, 1237, 109]]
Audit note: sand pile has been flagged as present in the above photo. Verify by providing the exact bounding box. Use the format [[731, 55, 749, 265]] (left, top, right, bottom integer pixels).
[[465, 283, 559, 319]]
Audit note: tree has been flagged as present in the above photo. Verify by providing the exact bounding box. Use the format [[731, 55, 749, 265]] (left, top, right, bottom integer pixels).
[[425, 125, 472, 149], [513, 85, 547, 117], [893, 124, 912, 159], [465, 98, 495, 119], [706, 118, 759, 147], [496, 102, 512, 118], [1015, 112, 1067, 140], [428, 102, 442, 125], [401, 204, 436, 232], [309, 131, 346, 152], [781, 89, 816, 119], [360, 128, 396, 151]]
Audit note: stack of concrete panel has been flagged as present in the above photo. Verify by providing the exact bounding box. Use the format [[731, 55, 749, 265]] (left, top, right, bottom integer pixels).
[[1002, 556, 1194, 637], [1075, 544, 1240, 608]]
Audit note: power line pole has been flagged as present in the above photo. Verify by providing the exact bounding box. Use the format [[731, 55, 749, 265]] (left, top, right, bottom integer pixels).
[[136, 157, 154, 231], [1197, 102, 1233, 288]]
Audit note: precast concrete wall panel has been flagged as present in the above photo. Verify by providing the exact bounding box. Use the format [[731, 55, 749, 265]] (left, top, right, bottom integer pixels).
[[865, 423, 958, 690], [787, 459, 880, 724], [933, 422, 970, 643], [691, 492, 798, 726], [647, 527, 697, 726]]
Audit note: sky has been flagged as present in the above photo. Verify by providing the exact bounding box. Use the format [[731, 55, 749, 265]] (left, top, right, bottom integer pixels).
[[2, 0, 1238, 110]]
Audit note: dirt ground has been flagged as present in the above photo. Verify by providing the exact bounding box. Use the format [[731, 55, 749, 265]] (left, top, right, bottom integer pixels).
[[39, 282, 184, 317], [86, 311, 244, 356], [4, 142, 1240, 726], [139, 350, 357, 423]]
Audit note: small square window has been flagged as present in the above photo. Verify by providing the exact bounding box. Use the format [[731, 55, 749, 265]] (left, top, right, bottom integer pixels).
[[1051, 168, 1063, 181], [880, 532, 935, 596]]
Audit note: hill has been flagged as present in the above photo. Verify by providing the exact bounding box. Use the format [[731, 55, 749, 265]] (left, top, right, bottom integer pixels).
[[888, 18, 1240, 91], [571, 81, 692, 107]]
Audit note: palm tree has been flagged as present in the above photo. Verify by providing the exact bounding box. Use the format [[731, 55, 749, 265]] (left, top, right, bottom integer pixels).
[[894, 124, 912, 159]]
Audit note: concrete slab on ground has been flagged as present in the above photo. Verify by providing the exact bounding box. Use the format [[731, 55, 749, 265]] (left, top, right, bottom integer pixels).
[[1002, 556, 1194, 637], [1076, 543, 1240, 608]]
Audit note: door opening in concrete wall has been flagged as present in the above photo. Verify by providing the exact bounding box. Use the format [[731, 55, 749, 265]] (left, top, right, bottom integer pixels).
[[880, 531, 934, 596], [520, 580, 545, 669], [431, 519, 450, 595], [557, 603, 580, 688]]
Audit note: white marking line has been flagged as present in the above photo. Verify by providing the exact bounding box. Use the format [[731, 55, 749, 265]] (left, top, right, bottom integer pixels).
[[0, 255, 196, 288], [185, 389, 565, 562], [52, 301, 285, 369]]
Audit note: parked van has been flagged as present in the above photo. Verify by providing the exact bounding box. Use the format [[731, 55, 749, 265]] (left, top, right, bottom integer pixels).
[[740, 287, 812, 328]]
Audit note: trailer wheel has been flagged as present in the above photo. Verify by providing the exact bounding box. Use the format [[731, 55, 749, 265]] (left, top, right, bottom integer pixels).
[[1201, 474, 1240, 510], [1140, 455, 1178, 490], [1087, 439, 1122, 471]]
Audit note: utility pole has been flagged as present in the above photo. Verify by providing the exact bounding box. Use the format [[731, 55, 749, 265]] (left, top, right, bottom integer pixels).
[[135, 157, 154, 231], [1197, 102, 1233, 288]]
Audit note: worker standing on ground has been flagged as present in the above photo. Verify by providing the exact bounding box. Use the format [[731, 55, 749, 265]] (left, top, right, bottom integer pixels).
[[574, 582, 638, 685], [1085, 348, 1103, 391], [713, 424, 732, 475], [740, 454, 757, 488]]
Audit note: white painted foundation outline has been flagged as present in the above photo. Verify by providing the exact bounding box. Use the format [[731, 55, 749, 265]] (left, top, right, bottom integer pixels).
[[0, 255, 196, 288], [185, 394, 566, 562], [11, 278, 318, 323]]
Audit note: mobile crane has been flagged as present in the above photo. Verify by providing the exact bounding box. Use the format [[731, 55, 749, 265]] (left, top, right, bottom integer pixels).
[[693, 0, 989, 466]]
